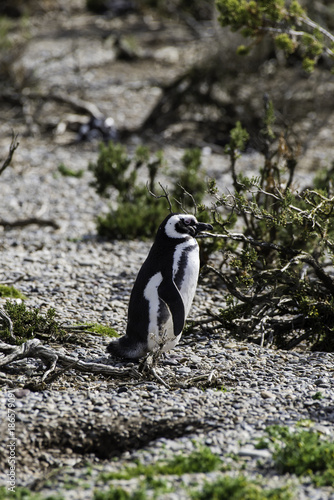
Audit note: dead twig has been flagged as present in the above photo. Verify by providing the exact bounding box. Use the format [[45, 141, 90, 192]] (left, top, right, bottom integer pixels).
[[173, 184, 198, 215], [0, 132, 19, 176], [147, 182, 173, 213], [138, 350, 171, 388]]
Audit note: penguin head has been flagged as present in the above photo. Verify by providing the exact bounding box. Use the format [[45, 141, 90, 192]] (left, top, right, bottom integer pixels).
[[160, 213, 213, 240]]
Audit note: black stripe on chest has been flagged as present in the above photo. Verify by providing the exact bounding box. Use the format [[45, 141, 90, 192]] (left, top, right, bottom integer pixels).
[[173, 244, 197, 288]]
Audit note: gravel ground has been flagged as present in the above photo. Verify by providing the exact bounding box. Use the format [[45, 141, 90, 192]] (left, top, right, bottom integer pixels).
[[1, 1, 334, 498], [0, 144, 334, 500]]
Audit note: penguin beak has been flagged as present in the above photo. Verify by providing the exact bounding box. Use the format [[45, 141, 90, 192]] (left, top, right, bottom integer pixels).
[[194, 222, 213, 236]]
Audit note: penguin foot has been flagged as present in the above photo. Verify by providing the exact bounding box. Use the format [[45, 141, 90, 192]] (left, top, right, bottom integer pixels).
[[138, 351, 170, 389]]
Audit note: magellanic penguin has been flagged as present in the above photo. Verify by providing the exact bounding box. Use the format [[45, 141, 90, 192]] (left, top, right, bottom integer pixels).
[[106, 213, 213, 359]]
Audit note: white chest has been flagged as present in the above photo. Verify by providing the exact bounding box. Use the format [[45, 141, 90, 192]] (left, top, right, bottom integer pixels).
[[172, 239, 200, 316]]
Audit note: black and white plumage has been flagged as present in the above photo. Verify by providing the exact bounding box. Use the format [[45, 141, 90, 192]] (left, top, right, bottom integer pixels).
[[106, 213, 213, 359]]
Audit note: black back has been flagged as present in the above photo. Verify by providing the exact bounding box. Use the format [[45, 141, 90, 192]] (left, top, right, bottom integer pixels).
[[126, 214, 186, 342]]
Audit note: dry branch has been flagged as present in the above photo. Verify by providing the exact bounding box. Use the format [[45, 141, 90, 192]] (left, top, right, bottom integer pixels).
[[148, 182, 173, 213], [0, 217, 60, 230], [0, 91, 104, 120], [0, 339, 141, 382], [0, 132, 19, 176]]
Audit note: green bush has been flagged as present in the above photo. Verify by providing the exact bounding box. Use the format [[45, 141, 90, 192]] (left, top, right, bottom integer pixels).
[[1, 301, 64, 344], [215, 0, 333, 72], [198, 97, 334, 351], [58, 163, 84, 178], [100, 446, 223, 481], [264, 426, 334, 487], [89, 141, 207, 239]]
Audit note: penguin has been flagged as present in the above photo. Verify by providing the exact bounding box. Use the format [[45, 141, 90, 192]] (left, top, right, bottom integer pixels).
[[106, 213, 213, 359]]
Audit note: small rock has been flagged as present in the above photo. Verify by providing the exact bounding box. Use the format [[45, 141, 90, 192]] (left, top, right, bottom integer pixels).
[[13, 389, 30, 398], [260, 390, 276, 400], [238, 447, 271, 459]]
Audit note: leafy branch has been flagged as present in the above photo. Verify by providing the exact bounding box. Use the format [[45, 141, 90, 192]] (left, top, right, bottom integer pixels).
[[216, 0, 334, 71]]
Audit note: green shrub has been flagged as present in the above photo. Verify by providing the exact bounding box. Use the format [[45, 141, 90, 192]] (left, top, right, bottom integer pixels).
[[192, 475, 292, 500], [0, 485, 64, 499], [94, 486, 147, 500], [198, 97, 334, 351], [58, 163, 84, 178], [86, 323, 119, 337], [215, 0, 333, 72], [89, 141, 207, 240], [1, 301, 64, 344], [265, 426, 334, 486]]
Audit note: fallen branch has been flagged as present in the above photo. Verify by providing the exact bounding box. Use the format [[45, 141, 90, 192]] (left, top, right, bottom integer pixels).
[[0, 91, 104, 120], [50, 91, 105, 120], [0, 217, 60, 230], [0, 339, 141, 382]]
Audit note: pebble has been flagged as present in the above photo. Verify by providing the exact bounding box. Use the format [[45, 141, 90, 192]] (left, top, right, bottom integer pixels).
[[238, 447, 271, 459], [260, 390, 276, 400]]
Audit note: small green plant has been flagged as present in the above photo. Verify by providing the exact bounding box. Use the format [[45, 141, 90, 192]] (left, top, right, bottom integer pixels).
[[89, 141, 207, 239], [1, 301, 64, 344], [100, 446, 223, 482], [263, 425, 334, 486], [58, 163, 84, 178], [85, 323, 119, 338], [95, 477, 172, 500], [0, 284, 26, 300], [94, 486, 147, 500], [191, 475, 293, 500], [0, 486, 64, 499]]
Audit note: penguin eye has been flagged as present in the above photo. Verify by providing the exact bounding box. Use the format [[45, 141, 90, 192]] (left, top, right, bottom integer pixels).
[[183, 218, 193, 226]]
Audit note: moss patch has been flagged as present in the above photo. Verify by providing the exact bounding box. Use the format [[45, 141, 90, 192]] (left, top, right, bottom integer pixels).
[[0, 284, 26, 300], [85, 323, 119, 338]]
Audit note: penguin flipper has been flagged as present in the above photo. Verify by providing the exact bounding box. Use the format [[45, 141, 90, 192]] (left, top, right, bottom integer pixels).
[[158, 278, 185, 337]]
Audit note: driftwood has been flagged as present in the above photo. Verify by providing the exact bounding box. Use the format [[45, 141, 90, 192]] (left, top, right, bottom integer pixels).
[[0, 339, 141, 382]]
